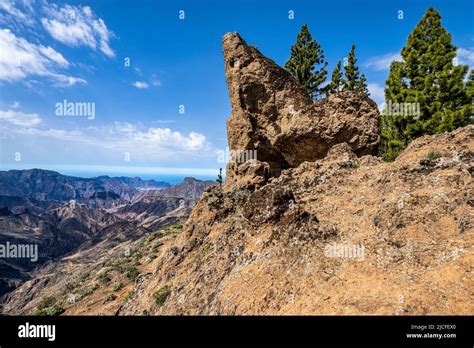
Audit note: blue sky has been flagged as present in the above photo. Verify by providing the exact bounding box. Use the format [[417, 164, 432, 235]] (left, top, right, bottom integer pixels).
[[0, 0, 472, 180]]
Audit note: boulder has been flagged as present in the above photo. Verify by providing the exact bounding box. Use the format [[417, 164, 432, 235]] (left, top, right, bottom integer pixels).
[[222, 32, 380, 182]]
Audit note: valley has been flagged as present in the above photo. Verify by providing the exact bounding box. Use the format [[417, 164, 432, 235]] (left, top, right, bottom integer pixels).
[[0, 170, 214, 308]]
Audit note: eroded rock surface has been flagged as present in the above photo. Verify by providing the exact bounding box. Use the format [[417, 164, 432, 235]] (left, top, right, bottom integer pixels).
[[223, 32, 380, 181]]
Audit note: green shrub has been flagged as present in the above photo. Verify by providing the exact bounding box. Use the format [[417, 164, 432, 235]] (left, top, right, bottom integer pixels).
[[420, 150, 443, 166], [99, 268, 111, 285], [81, 286, 95, 297], [350, 160, 360, 168], [37, 296, 56, 310], [79, 273, 90, 284], [112, 281, 123, 292], [125, 291, 134, 301], [34, 305, 64, 316], [153, 285, 171, 307], [125, 266, 139, 281], [104, 293, 117, 303]]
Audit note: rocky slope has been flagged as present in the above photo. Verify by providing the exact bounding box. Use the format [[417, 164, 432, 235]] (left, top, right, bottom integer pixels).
[[0, 202, 120, 297], [114, 177, 214, 230]]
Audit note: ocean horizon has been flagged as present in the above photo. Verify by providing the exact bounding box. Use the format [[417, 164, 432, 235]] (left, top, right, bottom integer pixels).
[[0, 166, 219, 185]]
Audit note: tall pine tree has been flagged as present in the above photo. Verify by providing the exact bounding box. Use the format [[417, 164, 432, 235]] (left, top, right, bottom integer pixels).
[[325, 61, 344, 96], [467, 70, 474, 102], [285, 24, 328, 100], [381, 7, 471, 160], [357, 74, 369, 95], [342, 45, 368, 95], [380, 61, 408, 161]]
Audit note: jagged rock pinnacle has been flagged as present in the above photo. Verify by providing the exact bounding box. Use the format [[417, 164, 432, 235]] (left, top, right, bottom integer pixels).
[[222, 32, 380, 183]]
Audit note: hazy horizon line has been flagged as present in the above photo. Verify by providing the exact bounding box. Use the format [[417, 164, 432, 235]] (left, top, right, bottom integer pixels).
[[0, 164, 222, 179]]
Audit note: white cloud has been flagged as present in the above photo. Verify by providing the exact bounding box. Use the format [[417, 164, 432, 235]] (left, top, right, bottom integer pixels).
[[365, 47, 473, 72], [457, 47, 474, 67], [93, 123, 208, 152], [365, 53, 402, 71], [151, 73, 161, 86], [367, 83, 385, 107], [129, 128, 207, 151], [1, 114, 209, 155], [39, 45, 69, 67], [11, 101, 20, 108], [113, 121, 137, 133], [0, 29, 86, 86], [132, 81, 149, 89], [133, 77, 161, 88], [0, 0, 35, 26], [41, 3, 115, 57], [0, 109, 42, 127]]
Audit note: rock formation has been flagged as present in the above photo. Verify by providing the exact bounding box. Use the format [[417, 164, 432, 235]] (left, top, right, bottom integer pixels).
[[223, 33, 380, 182]]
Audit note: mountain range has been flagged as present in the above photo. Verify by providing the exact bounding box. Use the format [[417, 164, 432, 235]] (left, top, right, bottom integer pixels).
[[0, 169, 214, 302]]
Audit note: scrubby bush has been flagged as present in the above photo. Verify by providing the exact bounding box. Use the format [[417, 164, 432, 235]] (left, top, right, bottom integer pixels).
[[125, 266, 139, 281], [34, 305, 65, 316], [153, 285, 171, 307], [420, 150, 443, 166], [104, 293, 117, 303], [34, 297, 64, 316]]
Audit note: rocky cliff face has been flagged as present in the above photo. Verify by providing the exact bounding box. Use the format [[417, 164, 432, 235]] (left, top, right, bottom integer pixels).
[[223, 33, 380, 182]]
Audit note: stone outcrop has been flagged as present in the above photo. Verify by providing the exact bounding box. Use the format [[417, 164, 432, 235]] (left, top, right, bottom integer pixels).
[[223, 33, 380, 182]]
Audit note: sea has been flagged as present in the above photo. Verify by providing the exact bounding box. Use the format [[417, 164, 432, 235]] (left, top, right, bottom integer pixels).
[[59, 171, 217, 185]]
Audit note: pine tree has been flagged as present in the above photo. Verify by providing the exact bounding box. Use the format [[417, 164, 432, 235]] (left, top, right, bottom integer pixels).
[[341, 44, 368, 95], [466, 70, 474, 125], [381, 7, 471, 160], [285, 24, 328, 100], [343, 45, 360, 91], [466, 70, 474, 100], [216, 168, 223, 187], [325, 61, 344, 96], [380, 61, 407, 161], [357, 74, 369, 96]]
